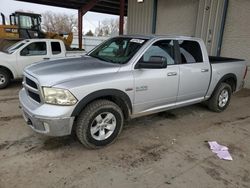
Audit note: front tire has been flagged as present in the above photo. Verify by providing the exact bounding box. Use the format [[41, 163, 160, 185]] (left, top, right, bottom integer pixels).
[[208, 83, 232, 112], [0, 69, 11, 89], [76, 100, 124, 149]]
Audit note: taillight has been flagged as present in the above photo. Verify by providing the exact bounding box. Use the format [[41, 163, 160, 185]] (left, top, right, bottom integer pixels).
[[243, 66, 248, 80]]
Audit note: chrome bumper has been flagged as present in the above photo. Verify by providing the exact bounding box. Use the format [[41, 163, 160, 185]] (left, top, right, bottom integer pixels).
[[19, 88, 75, 136]]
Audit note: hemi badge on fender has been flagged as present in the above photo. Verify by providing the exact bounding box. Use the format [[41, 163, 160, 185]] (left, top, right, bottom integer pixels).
[[136, 86, 148, 92], [125, 88, 133, 91]]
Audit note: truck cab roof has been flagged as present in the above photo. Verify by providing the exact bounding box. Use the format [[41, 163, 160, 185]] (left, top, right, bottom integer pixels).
[[119, 34, 202, 41], [22, 38, 63, 43]]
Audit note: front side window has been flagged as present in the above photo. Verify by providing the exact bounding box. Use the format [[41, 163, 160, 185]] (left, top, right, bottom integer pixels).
[[88, 37, 148, 64], [20, 42, 47, 56], [140, 40, 175, 65], [178, 40, 203, 63]]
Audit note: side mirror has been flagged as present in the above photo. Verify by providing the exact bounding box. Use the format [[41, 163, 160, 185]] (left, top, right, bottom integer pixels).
[[136, 56, 167, 69]]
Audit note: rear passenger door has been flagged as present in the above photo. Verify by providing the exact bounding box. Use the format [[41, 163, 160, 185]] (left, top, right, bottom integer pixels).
[[177, 40, 210, 102]]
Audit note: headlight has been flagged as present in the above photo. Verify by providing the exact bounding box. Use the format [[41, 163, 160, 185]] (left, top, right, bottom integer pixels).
[[43, 87, 77, 106]]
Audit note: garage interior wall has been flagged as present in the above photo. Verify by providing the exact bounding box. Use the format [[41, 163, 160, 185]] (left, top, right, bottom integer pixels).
[[195, 0, 227, 55], [156, 0, 199, 36], [127, 0, 250, 62], [220, 0, 250, 63], [127, 0, 226, 55], [127, 0, 154, 34]]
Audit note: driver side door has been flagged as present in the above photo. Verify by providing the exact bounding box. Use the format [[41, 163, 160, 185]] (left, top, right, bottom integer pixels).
[[17, 41, 49, 75], [133, 40, 180, 115]]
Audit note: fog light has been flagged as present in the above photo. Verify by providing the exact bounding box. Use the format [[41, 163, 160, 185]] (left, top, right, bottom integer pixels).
[[43, 122, 50, 132]]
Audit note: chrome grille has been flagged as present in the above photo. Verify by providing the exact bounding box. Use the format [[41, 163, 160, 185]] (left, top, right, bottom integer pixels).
[[23, 75, 41, 103]]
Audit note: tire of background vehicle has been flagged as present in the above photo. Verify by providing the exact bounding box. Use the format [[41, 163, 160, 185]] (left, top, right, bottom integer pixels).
[[207, 83, 232, 112], [0, 69, 11, 89], [76, 99, 124, 149]]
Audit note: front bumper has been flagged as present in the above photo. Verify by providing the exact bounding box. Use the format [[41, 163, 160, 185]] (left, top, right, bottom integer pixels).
[[19, 88, 75, 136]]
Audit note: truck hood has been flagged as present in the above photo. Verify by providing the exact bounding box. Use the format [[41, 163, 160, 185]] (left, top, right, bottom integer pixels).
[[25, 55, 121, 86], [0, 51, 9, 57]]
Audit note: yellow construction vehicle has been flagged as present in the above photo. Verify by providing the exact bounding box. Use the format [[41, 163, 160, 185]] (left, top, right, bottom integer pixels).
[[0, 11, 73, 50]]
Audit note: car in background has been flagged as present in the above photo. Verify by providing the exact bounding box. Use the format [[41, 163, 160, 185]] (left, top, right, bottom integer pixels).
[[0, 39, 85, 89]]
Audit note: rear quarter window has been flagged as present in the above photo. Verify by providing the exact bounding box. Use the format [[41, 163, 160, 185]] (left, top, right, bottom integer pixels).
[[51, 42, 62, 55], [178, 40, 203, 63]]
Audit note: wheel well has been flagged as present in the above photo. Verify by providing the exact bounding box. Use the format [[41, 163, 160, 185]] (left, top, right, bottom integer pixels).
[[86, 95, 131, 120], [0, 66, 14, 79], [210, 74, 237, 99], [221, 76, 237, 92], [72, 89, 132, 120]]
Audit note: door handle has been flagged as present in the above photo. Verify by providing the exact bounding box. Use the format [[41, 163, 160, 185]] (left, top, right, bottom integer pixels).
[[201, 69, 209, 72], [43, 58, 50, 60], [167, 72, 177, 76]]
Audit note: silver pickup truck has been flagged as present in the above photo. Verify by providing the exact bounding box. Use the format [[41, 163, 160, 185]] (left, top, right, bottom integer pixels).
[[19, 35, 248, 148]]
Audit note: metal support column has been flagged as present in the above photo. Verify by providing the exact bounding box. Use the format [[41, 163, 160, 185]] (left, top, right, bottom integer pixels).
[[78, 9, 83, 49], [119, 0, 125, 35], [152, 0, 158, 34], [78, 0, 99, 49]]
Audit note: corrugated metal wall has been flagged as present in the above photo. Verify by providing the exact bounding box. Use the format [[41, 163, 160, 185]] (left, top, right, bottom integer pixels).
[[156, 0, 199, 36], [127, 0, 154, 34], [195, 0, 226, 55], [127, 0, 250, 62], [221, 0, 250, 62]]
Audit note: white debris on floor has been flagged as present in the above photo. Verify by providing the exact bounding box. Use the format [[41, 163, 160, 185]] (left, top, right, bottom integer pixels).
[[208, 141, 233, 161]]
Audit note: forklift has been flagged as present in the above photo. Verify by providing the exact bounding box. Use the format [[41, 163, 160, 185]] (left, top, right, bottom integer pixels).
[[0, 11, 45, 39], [0, 11, 73, 51]]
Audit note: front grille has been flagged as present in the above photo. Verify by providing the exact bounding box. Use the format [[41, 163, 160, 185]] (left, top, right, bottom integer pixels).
[[23, 75, 41, 103], [28, 90, 41, 103], [26, 77, 38, 89]]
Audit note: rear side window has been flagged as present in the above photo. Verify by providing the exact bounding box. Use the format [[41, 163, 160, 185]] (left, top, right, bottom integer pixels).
[[51, 42, 61, 55], [178, 40, 203, 63]]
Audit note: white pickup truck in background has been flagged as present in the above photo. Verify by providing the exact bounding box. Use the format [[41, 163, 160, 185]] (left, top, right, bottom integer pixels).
[[0, 39, 85, 88]]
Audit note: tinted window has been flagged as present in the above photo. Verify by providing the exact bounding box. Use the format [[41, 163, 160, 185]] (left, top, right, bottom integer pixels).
[[20, 42, 47, 56], [178, 40, 203, 63], [141, 40, 175, 65], [51, 42, 61, 55]]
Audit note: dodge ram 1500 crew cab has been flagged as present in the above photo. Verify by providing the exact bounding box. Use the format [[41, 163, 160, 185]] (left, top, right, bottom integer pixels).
[[0, 39, 84, 89], [19, 35, 248, 148]]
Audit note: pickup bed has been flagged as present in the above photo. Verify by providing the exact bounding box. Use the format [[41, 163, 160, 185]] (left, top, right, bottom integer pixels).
[[19, 35, 248, 149], [0, 39, 85, 88]]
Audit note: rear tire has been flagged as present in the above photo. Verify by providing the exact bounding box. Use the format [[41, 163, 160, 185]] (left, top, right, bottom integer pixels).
[[76, 100, 124, 149], [0, 69, 11, 89], [208, 83, 232, 112]]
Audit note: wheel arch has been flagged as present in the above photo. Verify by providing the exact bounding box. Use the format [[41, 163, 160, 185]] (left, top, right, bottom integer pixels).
[[0, 65, 14, 79], [71, 89, 132, 120], [213, 73, 237, 95]]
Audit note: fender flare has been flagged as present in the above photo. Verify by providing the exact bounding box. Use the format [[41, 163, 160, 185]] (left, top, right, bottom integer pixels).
[[213, 73, 237, 94], [71, 89, 132, 118]]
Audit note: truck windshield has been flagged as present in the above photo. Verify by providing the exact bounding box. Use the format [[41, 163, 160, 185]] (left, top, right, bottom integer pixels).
[[88, 37, 148, 64]]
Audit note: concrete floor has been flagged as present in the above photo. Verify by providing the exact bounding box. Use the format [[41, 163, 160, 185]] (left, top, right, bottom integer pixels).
[[0, 78, 250, 188]]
